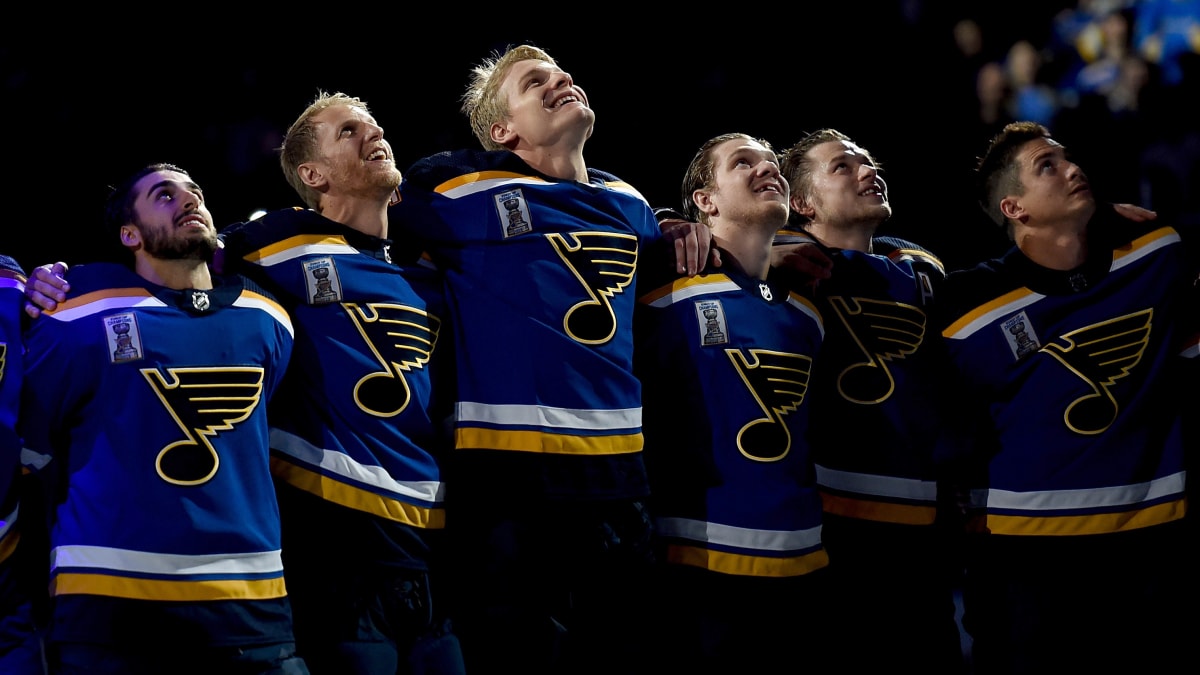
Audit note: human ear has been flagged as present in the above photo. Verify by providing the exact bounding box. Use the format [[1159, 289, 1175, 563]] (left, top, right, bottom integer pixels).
[[298, 163, 325, 190], [999, 196, 1023, 220], [694, 190, 718, 218], [119, 225, 141, 248], [490, 120, 516, 147], [791, 193, 815, 219]]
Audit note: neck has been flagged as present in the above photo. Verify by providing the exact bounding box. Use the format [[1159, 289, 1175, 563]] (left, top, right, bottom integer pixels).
[[511, 145, 588, 183], [135, 257, 213, 290], [711, 219, 779, 280], [319, 195, 390, 239], [1015, 222, 1089, 270], [804, 218, 879, 252]]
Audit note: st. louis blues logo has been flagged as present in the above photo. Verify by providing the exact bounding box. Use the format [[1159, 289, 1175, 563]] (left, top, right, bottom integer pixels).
[[1041, 309, 1152, 435], [547, 231, 638, 345], [142, 367, 265, 486]]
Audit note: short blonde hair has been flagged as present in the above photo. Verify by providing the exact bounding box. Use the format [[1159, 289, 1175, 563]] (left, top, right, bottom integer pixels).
[[280, 91, 372, 209], [461, 44, 557, 151]]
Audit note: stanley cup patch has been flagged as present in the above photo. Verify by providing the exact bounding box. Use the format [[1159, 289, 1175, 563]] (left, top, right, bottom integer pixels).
[[304, 257, 343, 305], [105, 312, 144, 364], [1001, 310, 1041, 360], [495, 188, 533, 238], [695, 299, 729, 346]]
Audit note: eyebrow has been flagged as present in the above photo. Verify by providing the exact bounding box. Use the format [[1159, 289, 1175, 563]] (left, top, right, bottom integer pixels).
[[732, 148, 775, 162], [145, 179, 201, 196], [825, 150, 857, 166], [1028, 146, 1061, 165], [519, 62, 558, 85]]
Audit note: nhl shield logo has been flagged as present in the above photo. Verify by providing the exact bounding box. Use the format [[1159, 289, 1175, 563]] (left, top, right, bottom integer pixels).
[[190, 290, 211, 312]]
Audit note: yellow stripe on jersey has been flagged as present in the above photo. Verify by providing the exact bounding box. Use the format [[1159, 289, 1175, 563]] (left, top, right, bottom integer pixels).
[[455, 427, 643, 455], [666, 544, 829, 578], [820, 492, 938, 525], [0, 530, 18, 565], [1112, 226, 1181, 271], [270, 457, 444, 529], [435, 171, 549, 197], [639, 274, 739, 307], [241, 234, 355, 264], [44, 288, 162, 321], [942, 287, 1040, 340], [975, 499, 1185, 536], [52, 572, 287, 601]]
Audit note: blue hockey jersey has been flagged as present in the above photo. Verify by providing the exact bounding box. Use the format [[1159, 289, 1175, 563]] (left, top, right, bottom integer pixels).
[[20, 262, 295, 645], [636, 268, 827, 577], [221, 208, 450, 553], [938, 216, 1195, 536], [396, 148, 662, 502], [0, 255, 24, 570], [774, 230, 951, 525]]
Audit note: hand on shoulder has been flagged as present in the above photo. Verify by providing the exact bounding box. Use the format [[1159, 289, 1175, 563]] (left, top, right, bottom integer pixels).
[[24, 261, 70, 319]]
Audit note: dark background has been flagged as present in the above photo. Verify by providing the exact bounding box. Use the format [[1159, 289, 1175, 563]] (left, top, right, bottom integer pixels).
[[5, 2, 1195, 276]]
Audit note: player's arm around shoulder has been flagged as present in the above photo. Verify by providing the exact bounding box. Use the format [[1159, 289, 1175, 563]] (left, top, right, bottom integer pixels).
[[22, 262, 70, 320], [771, 228, 833, 292]]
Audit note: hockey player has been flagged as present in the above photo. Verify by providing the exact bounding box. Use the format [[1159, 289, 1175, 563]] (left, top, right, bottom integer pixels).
[[773, 128, 967, 674], [635, 132, 829, 672], [19, 164, 301, 674], [939, 121, 1197, 674], [392, 44, 712, 675], [218, 92, 464, 675]]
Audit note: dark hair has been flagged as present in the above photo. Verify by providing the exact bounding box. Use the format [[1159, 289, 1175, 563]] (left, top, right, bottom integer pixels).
[[975, 121, 1051, 229], [99, 162, 189, 264], [103, 162, 190, 235]]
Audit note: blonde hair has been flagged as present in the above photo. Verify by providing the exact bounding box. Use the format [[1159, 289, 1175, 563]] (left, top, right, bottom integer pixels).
[[280, 91, 372, 209], [461, 44, 557, 151]]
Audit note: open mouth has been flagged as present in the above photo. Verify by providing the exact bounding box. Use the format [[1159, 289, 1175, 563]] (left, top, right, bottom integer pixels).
[[177, 215, 207, 229], [548, 94, 580, 109]]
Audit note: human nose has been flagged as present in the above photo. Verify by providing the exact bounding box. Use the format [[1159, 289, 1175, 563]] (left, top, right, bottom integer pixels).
[[366, 122, 383, 142]]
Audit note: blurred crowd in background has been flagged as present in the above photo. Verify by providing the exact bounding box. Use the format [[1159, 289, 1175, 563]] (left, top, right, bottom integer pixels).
[[845, 0, 1200, 270], [958, 0, 1199, 235]]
